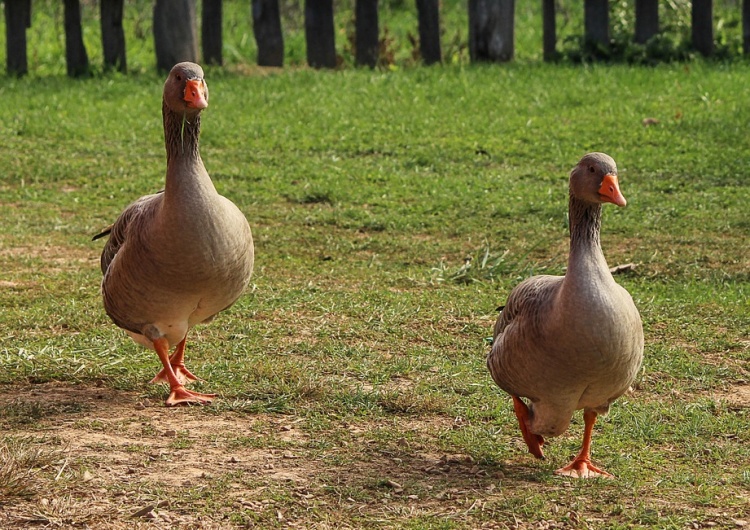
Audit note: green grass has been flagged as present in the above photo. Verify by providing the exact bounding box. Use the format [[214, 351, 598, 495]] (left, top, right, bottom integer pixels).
[[1, 59, 749, 527]]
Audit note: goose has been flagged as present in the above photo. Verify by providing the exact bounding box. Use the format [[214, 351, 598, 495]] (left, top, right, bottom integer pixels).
[[487, 152, 643, 478], [94, 62, 254, 406]]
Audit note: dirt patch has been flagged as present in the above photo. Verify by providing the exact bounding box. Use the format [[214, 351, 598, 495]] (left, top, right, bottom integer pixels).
[[0, 383, 319, 528], [0, 280, 39, 290], [0, 244, 90, 261], [0, 383, 503, 529], [1, 381, 745, 529], [0, 244, 95, 276], [714, 383, 750, 409]]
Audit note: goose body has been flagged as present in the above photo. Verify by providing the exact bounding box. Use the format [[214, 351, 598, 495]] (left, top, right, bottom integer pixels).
[[97, 62, 254, 406], [487, 153, 643, 477]]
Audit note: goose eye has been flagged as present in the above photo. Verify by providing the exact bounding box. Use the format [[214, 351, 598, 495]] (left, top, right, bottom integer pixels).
[[589, 166, 595, 173], [176, 74, 182, 81]]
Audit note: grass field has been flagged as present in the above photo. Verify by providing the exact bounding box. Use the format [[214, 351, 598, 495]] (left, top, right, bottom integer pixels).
[[1, 43, 749, 530]]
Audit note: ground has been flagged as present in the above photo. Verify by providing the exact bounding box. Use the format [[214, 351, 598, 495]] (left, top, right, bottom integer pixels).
[[2, 381, 749, 529], [0, 382, 513, 529]]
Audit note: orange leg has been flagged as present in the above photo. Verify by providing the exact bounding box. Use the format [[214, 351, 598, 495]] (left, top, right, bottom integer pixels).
[[554, 409, 613, 479], [150, 337, 201, 385], [512, 396, 545, 459], [152, 337, 216, 407]]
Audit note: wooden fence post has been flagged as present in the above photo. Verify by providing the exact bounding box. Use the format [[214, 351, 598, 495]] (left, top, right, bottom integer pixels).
[[744, 0, 750, 55], [252, 0, 284, 67], [416, 0, 441, 64], [355, 0, 379, 67], [584, 0, 609, 49], [634, 0, 658, 44], [202, 0, 223, 66], [100, 0, 126, 73], [692, 0, 713, 56], [153, 0, 199, 72], [468, 0, 515, 62], [4, 0, 31, 76], [305, 0, 336, 68], [542, 0, 556, 61], [64, 0, 89, 77]]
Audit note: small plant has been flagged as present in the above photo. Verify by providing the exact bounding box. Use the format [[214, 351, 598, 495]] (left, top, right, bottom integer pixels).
[[0, 437, 62, 498], [285, 189, 336, 205], [431, 241, 553, 285]]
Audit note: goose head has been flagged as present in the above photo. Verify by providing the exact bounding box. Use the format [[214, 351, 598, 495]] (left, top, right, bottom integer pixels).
[[163, 62, 209, 115], [570, 152, 627, 207]]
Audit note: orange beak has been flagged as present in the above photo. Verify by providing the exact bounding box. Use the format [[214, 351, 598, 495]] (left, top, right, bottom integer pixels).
[[598, 173, 627, 207], [184, 79, 208, 109]]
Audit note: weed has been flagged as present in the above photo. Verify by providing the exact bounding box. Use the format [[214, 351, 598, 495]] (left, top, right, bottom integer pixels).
[[0, 437, 63, 498]]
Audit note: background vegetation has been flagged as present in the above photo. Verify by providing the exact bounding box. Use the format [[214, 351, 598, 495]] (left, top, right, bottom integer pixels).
[[0, 0, 748, 75]]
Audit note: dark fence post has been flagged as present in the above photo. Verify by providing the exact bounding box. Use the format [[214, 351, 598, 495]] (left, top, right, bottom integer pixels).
[[744, 0, 750, 55], [634, 0, 658, 44], [252, 0, 285, 67], [416, 0, 441, 64], [355, 0, 379, 67], [468, 0, 515, 62], [101, 0, 127, 73], [64, 0, 89, 77], [305, 0, 336, 68], [542, 0, 556, 60], [692, 0, 713, 56], [154, 0, 199, 72], [202, 0, 223, 66], [584, 0, 609, 48], [4, 0, 31, 76]]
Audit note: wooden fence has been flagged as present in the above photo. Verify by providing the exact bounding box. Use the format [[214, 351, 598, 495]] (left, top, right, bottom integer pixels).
[[4, 0, 750, 76]]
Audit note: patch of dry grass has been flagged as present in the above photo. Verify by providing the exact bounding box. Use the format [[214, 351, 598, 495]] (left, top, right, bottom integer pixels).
[[0, 436, 63, 499]]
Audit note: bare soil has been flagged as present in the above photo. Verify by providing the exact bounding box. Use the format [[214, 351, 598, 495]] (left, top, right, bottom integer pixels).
[[3, 381, 748, 529], [0, 382, 515, 529]]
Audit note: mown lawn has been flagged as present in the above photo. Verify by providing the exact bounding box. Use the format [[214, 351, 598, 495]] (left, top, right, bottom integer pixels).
[[0, 61, 748, 528]]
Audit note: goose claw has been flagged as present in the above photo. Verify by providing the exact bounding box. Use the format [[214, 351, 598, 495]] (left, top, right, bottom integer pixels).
[[165, 385, 216, 406]]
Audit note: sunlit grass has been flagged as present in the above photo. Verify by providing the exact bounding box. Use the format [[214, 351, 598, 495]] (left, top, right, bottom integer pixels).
[[0, 56, 748, 528]]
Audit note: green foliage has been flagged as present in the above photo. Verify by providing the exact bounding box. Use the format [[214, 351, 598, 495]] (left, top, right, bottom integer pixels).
[[0, 0, 747, 77], [560, 0, 746, 64]]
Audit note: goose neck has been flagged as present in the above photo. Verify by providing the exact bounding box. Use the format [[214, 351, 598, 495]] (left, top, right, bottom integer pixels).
[[568, 194, 602, 254], [565, 194, 612, 283], [163, 101, 201, 167]]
